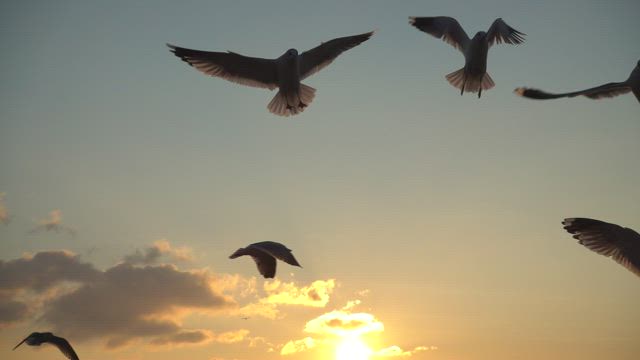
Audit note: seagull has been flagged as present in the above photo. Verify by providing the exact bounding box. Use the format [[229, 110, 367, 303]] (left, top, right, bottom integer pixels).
[[409, 17, 525, 97], [13, 332, 79, 360], [229, 241, 302, 278], [562, 218, 640, 277], [167, 31, 374, 116], [515, 59, 640, 102]]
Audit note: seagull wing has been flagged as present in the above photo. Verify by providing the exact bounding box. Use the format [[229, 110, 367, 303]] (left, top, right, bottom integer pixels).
[[12, 336, 29, 350], [563, 218, 640, 277], [167, 44, 278, 90], [409, 16, 470, 52], [486, 18, 526, 47], [250, 241, 302, 268], [230, 246, 277, 278], [299, 31, 374, 80], [515, 82, 631, 100]]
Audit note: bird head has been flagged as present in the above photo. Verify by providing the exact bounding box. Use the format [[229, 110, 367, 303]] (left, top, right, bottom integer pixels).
[[286, 49, 298, 57], [473, 31, 487, 40]]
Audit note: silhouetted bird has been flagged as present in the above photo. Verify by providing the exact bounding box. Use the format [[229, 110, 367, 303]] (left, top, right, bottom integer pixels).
[[562, 218, 640, 277], [229, 241, 302, 278], [13, 332, 79, 360], [409, 17, 525, 97], [515, 60, 640, 102], [167, 31, 374, 116]]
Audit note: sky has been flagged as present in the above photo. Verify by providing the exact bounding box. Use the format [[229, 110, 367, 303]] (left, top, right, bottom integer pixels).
[[1, 1, 639, 360]]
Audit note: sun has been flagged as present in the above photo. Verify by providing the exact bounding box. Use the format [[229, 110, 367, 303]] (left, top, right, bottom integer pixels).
[[335, 336, 372, 360]]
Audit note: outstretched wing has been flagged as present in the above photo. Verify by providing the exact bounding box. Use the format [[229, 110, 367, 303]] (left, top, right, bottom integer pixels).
[[251, 241, 302, 268], [12, 336, 29, 350], [47, 335, 79, 360], [562, 218, 640, 277], [515, 82, 631, 100], [299, 31, 374, 80], [251, 252, 277, 278], [486, 18, 525, 47], [409, 16, 470, 52], [167, 44, 278, 90]]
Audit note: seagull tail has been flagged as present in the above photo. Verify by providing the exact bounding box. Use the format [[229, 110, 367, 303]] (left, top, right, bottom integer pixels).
[[267, 84, 316, 117], [445, 69, 495, 97]]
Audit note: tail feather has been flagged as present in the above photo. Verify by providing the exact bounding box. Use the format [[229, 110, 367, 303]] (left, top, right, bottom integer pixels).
[[267, 84, 316, 117], [445, 68, 495, 97]]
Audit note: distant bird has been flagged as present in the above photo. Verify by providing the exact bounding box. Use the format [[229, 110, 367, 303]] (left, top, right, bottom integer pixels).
[[13, 332, 79, 360], [409, 17, 525, 97], [515, 60, 640, 102], [562, 218, 640, 277], [229, 241, 302, 278], [167, 31, 374, 116]]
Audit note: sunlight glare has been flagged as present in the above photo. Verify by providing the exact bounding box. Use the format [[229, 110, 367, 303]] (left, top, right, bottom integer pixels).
[[335, 337, 372, 360]]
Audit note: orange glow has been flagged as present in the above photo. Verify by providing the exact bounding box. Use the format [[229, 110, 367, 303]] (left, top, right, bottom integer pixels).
[[335, 337, 372, 360]]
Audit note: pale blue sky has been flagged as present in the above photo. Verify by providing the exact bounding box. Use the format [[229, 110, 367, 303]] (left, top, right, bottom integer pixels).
[[1, 1, 639, 360]]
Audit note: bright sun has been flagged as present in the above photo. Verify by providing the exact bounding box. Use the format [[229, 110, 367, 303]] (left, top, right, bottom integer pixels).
[[335, 337, 372, 360]]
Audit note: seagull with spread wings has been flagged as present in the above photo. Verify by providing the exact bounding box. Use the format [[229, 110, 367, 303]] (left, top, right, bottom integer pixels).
[[562, 218, 640, 278], [168, 31, 374, 116], [409, 17, 525, 97], [515, 60, 640, 102], [13, 332, 79, 360], [229, 241, 301, 278]]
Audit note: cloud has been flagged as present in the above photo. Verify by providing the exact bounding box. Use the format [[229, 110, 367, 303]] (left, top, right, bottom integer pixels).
[[0, 193, 9, 225], [0, 243, 242, 348], [304, 310, 384, 337], [0, 251, 99, 292], [281, 301, 433, 357], [280, 337, 318, 355], [0, 296, 29, 327], [41, 262, 235, 347], [149, 329, 215, 347], [29, 209, 76, 237], [263, 279, 335, 307], [214, 329, 250, 344], [373, 345, 431, 357], [123, 240, 194, 265]]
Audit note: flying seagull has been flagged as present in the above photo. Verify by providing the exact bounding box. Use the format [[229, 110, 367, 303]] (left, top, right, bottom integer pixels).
[[515, 59, 640, 102], [167, 31, 374, 116], [409, 17, 525, 97], [562, 218, 640, 277], [229, 241, 302, 278], [13, 332, 79, 360]]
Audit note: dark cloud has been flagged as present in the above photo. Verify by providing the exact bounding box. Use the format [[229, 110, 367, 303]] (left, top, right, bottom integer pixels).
[[41, 263, 235, 347], [0, 251, 99, 292], [149, 329, 214, 346], [0, 296, 29, 327], [0, 247, 235, 347]]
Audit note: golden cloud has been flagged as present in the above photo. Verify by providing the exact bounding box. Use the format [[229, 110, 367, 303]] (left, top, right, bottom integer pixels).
[[263, 279, 335, 307], [304, 310, 384, 337], [280, 337, 318, 355], [215, 329, 249, 344], [373, 345, 431, 357]]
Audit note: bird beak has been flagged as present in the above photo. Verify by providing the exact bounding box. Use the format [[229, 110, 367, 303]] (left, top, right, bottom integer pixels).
[[12, 337, 28, 351]]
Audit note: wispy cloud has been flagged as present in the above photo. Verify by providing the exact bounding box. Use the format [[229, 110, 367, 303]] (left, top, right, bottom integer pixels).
[[29, 209, 76, 237], [0, 193, 9, 225], [280, 337, 319, 355], [373, 345, 434, 357], [123, 240, 194, 265]]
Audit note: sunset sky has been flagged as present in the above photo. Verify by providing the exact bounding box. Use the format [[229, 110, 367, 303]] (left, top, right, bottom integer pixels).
[[1, 1, 639, 360]]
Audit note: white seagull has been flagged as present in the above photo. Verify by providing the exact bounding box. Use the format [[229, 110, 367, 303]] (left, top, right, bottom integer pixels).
[[409, 16, 525, 97], [167, 31, 374, 116], [13, 332, 79, 360], [229, 241, 301, 278], [562, 218, 640, 277], [515, 59, 640, 102]]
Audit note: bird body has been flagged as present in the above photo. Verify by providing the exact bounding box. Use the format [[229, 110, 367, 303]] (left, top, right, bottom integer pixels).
[[168, 31, 374, 116], [515, 59, 640, 102], [13, 332, 79, 360], [229, 241, 301, 278], [409, 17, 524, 97], [562, 218, 640, 277]]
